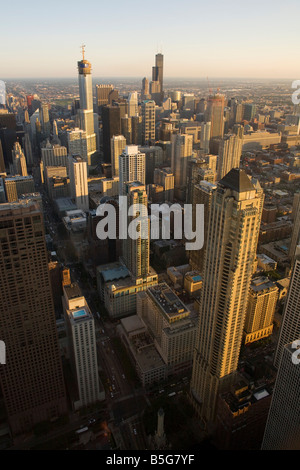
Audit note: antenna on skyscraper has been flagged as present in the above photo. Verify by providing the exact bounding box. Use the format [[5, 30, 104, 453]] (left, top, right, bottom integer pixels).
[[81, 44, 86, 60]]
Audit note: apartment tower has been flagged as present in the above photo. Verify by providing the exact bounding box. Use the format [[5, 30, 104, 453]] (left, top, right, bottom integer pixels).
[[190, 168, 264, 424]]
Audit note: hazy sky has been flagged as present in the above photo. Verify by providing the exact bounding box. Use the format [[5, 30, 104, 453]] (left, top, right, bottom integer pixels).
[[1, 0, 300, 79]]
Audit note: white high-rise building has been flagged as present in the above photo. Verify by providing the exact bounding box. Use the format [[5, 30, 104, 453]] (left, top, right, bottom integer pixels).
[[127, 92, 138, 117], [273, 249, 300, 369], [119, 145, 145, 195], [63, 283, 102, 410], [69, 156, 89, 212], [111, 135, 126, 177], [261, 341, 300, 450]]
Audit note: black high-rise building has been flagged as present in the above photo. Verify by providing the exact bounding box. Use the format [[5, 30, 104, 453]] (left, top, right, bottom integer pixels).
[[102, 105, 121, 163]]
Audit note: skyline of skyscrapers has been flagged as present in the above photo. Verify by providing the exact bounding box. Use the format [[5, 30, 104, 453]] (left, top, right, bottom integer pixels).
[[1, 43, 300, 452]]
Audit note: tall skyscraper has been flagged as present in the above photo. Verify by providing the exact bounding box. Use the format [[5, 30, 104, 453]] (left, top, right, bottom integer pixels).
[[0, 201, 68, 435], [123, 182, 150, 279], [171, 133, 193, 198], [11, 142, 28, 176], [102, 105, 121, 163], [69, 155, 89, 212], [151, 53, 164, 105], [189, 180, 217, 274], [118, 145, 145, 195], [111, 134, 126, 177], [217, 130, 243, 181], [205, 94, 225, 141], [199, 121, 211, 154], [273, 249, 300, 369], [190, 168, 264, 424], [289, 192, 300, 263], [261, 341, 300, 450], [40, 103, 51, 137], [77, 47, 97, 167], [141, 100, 155, 145], [127, 92, 138, 117], [63, 283, 102, 409], [141, 77, 150, 100]]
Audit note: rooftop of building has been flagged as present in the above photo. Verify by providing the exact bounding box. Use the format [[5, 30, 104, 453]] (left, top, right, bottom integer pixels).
[[219, 168, 255, 193], [148, 282, 190, 320], [64, 282, 82, 300], [250, 276, 277, 292]]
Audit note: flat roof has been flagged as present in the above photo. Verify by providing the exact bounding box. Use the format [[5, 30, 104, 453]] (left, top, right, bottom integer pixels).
[[148, 283, 190, 320]]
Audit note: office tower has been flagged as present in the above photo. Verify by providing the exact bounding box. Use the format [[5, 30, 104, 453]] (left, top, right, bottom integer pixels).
[[118, 145, 145, 195], [189, 180, 217, 274], [273, 250, 300, 369], [69, 156, 89, 212], [200, 121, 211, 154], [40, 103, 51, 137], [183, 94, 195, 112], [289, 192, 300, 262], [139, 145, 164, 185], [261, 341, 300, 450], [77, 48, 97, 166], [154, 167, 174, 201], [142, 77, 150, 100], [190, 168, 264, 424], [131, 115, 142, 145], [41, 141, 68, 168], [171, 133, 193, 197], [151, 53, 164, 105], [141, 100, 155, 145], [63, 283, 102, 409], [243, 276, 278, 344], [67, 128, 88, 162], [0, 201, 68, 435], [127, 92, 138, 117], [102, 105, 121, 163], [95, 84, 114, 112], [23, 133, 33, 166], [205, 94, 225, 141], [11, 141, 28, 176], [121, 115, 132, 144], [217, 131, 243, 181], [123, 183, 150, 278], [111, 134, 126, 177], [243, 103, 256, 122]]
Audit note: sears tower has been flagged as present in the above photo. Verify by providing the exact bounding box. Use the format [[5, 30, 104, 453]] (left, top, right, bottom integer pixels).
[[151, 53, 164, 105]]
